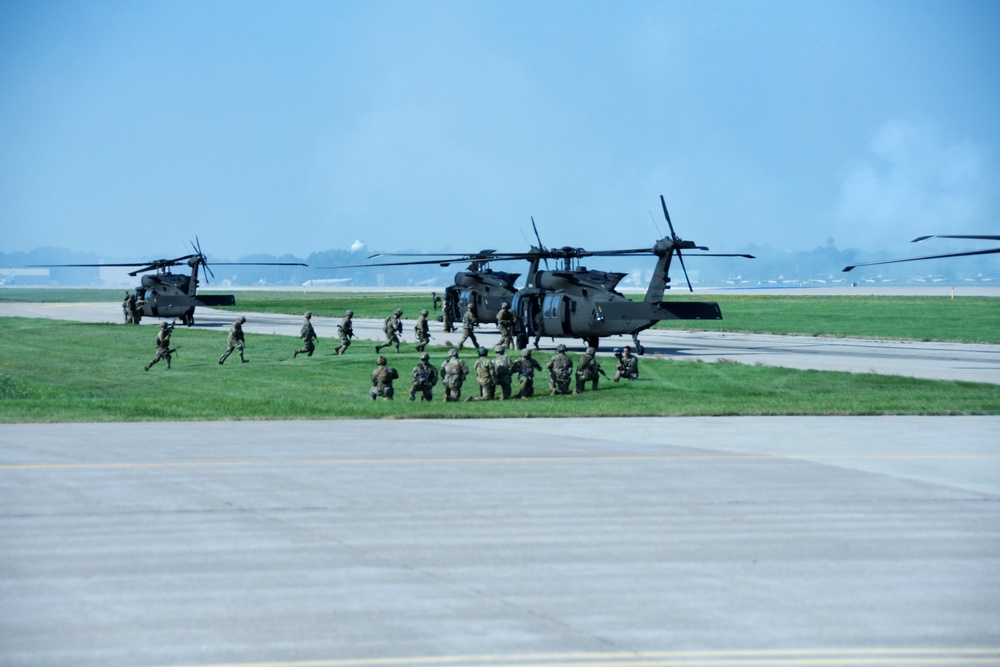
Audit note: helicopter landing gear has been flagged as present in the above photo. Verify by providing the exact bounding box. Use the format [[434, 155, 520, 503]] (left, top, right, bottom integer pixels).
[[631, 334, 645, 356]]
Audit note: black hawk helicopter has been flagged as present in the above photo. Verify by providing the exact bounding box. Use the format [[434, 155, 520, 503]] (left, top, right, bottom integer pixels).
[[31, 239, 306, 325], [322, 196, 754, 353], [843, 235, 1000, 272]]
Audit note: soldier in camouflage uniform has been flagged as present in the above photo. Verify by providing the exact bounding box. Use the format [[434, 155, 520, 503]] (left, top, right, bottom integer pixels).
[[375, 308, 403, 353], [144, 322, 174, 371], [613, 346, 639, 382], [122, 293, 131, 324], [370, 355, 399, 400], [219, 316, 248, 364], [409, 352, 439, 401], [440, 348, 469, 402], [335, 310, 354, 355], [491, 344, 514, 400], [414, 309, 431, 352], [575, 347, 602, 393], [496, 302, 515, 349], [546, 344, 573, 395], [457, 304, 479, 350], [294, 311, 318, 358], [468, 346, 496, 401], [513, 348, 542, 398]]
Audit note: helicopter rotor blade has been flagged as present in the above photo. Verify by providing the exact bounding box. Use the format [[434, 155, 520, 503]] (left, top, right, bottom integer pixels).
[[531, 216, 550, 269], [843, 246, 1000, 272], [912, 234, 1000, 243], [660, 195, 679, 240]]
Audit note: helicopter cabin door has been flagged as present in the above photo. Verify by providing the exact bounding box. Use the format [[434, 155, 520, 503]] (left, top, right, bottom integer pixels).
[[541, 294, 570, 336]]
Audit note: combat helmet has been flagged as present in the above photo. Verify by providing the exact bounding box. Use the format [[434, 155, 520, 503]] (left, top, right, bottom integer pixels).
[[520, 349, 532, 358], [586, 347, 596, 355], [238, 316, 247, 323], [376, 355, 387, 366], [477, 346, 488, 357], [160, 321, 168, 328], [421, 309, 428, 316], [556, 344, 567, 352], [420, 352, 429, 361], [394, 308, 403, 316], [304, 311, 312, 318], [494, 344, 505, 354], [346, 310, 354, 317], [448, 348, 459, 357]]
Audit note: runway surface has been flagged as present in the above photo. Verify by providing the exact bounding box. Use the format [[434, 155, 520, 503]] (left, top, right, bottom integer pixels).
[[2, 417, 999, 666], [2, 301, 999, 384]]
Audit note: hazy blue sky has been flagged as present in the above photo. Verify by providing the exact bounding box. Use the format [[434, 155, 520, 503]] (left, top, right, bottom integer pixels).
[[2, 0, 998, 262]]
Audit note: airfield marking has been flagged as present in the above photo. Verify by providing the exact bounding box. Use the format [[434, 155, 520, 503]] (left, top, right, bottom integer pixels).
[[2, 453, 999, 472], [145, 647, 1000, 667]]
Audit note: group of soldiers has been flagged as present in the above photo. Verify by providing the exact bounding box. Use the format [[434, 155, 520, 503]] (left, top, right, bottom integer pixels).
[[121, 292, 143, 325], [141, 306, 641, 402]]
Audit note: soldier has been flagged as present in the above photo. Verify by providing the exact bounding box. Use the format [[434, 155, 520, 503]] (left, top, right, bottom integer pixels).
[[546, 344, 573, 395], [122, 293, 131, 324], [294, 311, 318, 358], [468, 346, 496, 401], [442, 292, 455, 333], [575, 347, 603, 393], [126, 293, 138, 324], [414, 309, 431, 352], [219, 316, 248, 365], [144, 322, 174, 371], [375, 308, 403, 353], [335, 310, 354, 355], [370, 355, 399, 400], [440, 348, 469, 402], [409, 352, 439, 401], [496, 301, 515, 349], [613, 346, 639, 382], [457, 304, 479, 350], [491, 344, 514, 400], [513, 348, 542, 399]]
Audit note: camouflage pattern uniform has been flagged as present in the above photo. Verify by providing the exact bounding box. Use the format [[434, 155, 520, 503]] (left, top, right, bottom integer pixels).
[[546, 344, 573, 395], [370, 355, 399, 400], [375, 309, 403, 353], [513, 349, 542, 398], [440, 348, 469, 402], [457, 305, 479, 350], [491, 344, 514, 400], [145, 322, 173, 371], [613, 346, 639, 382], [294, 312, 318, 358], [335, 311, 354, 355], [219, 316, 247, 364], [122, 293, 131, 324], [470, 346, 496, 401], [409, 353, 439, 401], [442, 297, 454, 333], [575, 347, 602, 393], [496, 302, 515, 349], [414, 309, 430, 352]]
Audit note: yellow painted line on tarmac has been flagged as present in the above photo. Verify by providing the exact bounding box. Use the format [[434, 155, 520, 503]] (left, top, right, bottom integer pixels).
[[145, 648, 1000, 667], [2, 453, 1000, 472]]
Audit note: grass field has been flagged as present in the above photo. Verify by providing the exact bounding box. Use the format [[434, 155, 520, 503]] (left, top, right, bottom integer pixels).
[[3, 288, 997, 343], [2, 318, 998, 422]]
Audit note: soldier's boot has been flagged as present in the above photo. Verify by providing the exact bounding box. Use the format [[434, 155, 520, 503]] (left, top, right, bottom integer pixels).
[[144, 364, 150, 372], [294, 350, 300, 358], [394, 344, 399, 353], [408, 393, 416, 401], [374, 344, 382, 353]]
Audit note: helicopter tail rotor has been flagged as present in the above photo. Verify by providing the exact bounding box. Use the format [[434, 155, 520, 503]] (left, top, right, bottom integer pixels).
[[660, 195, 694, 292]]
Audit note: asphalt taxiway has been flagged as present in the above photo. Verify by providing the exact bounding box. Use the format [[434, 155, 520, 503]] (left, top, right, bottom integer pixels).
[[1, 417, 999, 667]]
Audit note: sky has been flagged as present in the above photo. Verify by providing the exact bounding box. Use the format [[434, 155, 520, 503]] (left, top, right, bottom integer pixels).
[[2, 0, 999, 263]]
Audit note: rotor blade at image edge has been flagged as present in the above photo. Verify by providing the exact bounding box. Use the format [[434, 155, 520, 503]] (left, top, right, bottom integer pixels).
[[843, 246, 1000, 271]]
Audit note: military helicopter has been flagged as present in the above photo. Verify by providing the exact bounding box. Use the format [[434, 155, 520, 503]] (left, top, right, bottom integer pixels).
[[31, 239, 306, 325], [843, 235, 1000, 272], [323, 196, 754, 353]]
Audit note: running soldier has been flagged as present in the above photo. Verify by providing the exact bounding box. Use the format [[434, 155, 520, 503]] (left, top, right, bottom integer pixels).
[[370, 355, 398, 400], [414, 309, 431, 352], [294, 311, 318, 358], [496, 302, 515, 349], [144, 322, 175, 371], [469, 346, 496, 401], [574, 347, 603, 393], [513, 349, 542, 398], [613, 346, 639, 382], [440, 348, 469, 402], [219, 316, 248, 365], [546, 344, 573, 395], [335, 310, 354, 355], [491, 344, 514, 400], [457, 304, 479, 350], [375, 308, 403, 353], [409, 352, 439, 401]]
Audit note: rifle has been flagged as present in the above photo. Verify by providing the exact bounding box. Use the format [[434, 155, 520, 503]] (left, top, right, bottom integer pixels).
[[167, 347, 180, 358], [597, 364, 610, 380]]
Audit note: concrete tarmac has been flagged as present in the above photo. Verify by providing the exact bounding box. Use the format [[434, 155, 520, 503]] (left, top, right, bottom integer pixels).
[[2, 418, 999, 667], [3, 301, 999, 384]]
